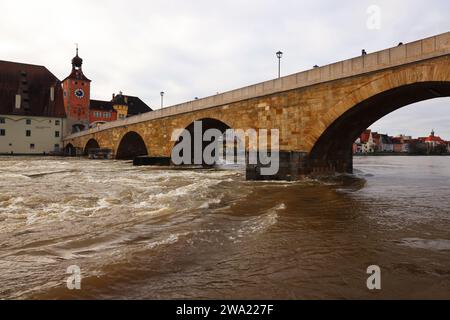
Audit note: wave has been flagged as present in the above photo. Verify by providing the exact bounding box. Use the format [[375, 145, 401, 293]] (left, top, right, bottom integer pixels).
[[399, 238, 450, 251]]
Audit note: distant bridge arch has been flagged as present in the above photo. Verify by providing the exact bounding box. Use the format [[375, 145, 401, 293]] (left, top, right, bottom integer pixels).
[[84, 139, 100, 155], [65, 143, 76, 157]]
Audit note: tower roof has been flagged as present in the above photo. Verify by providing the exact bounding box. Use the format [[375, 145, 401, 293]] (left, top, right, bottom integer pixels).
[[72, 54, 83, 69], [63, 47, 91, 82], [90, 94, 152, 114], [72, 45, 83, 68], [63, 69, 91, 82]]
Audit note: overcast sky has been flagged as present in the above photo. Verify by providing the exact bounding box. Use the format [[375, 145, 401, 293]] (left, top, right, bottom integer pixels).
[[1, 0, 449, 138]]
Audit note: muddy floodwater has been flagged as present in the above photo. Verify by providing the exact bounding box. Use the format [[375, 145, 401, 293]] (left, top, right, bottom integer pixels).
[[0, 156, 449, 299]]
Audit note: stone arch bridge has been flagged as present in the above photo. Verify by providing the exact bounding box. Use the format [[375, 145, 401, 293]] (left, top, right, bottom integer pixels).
[[64, 32, 450, 180]]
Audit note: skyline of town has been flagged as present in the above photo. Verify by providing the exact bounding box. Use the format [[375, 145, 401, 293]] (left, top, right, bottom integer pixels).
[[354, 128, 450, 155], [365, 128, 449, 142]]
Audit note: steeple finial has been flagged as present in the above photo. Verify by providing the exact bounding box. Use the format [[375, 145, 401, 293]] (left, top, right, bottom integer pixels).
[[72, 43, 83, 69]]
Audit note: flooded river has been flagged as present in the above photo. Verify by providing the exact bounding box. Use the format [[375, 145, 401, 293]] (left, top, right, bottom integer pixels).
[[0, 156, 449, 299]]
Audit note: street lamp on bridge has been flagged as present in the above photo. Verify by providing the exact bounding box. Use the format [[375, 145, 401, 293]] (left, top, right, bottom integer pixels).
[[160, 91, 165, 109], [276, 51, 283, 78]]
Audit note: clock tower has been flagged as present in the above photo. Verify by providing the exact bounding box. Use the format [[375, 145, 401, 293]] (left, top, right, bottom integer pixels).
[[62, 46, 91, 134]]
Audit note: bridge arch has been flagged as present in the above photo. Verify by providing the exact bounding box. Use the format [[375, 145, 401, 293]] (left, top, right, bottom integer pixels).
[[65, 143, 76, 157], [116, 131, 148, 160], [172, 118, 232, 165], [84, 139, 100, 155], [309, 81, 450, 173]]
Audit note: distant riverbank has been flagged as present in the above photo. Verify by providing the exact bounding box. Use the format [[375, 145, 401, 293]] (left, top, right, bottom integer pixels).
[[354, 153, 450, 157]]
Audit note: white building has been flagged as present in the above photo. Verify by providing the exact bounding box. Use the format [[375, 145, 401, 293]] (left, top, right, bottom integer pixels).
[[0, 60, 66, 155], [379, 134, 394, 152], [0, 115, 64, 154]]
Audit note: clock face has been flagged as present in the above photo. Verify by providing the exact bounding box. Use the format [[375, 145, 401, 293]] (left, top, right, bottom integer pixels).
[[74, 89, 85, 98]]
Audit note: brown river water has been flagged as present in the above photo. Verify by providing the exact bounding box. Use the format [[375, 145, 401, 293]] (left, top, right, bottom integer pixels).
[[0, 156, 449, 300]]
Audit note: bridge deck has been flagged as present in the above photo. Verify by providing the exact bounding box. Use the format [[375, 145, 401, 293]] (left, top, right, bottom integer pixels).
[[65, 32, 450, 141]]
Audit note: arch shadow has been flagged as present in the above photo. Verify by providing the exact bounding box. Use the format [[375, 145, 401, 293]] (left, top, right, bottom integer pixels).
[[65, 143, 77, 157], [84, 139, 100, 155], [116, 131, 148, 160], [172, 118, 231, 166]]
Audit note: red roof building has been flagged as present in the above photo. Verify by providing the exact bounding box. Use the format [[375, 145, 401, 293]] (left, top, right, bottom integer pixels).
[[424, 130, 446, 146]]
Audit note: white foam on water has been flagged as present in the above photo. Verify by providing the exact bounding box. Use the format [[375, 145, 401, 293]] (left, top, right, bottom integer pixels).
[[400, 238, 450, 251], [198, 197, 223, 209], [146, 234, 180, 249], [232, 203, 286, 241]]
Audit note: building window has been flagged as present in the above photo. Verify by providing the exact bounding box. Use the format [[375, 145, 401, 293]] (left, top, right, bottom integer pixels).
[[30, 144, 35, 150], [55, 131, 60, 138], [0, 117, 5, 124], [54, 144, 60, 150], [0, 129, 5, 136], [15, 95, 21, 109], [26, 130, 31, 137], [26, 119, 31, 125], [103, 112, 109, 118], [55, 120, 60, 126]]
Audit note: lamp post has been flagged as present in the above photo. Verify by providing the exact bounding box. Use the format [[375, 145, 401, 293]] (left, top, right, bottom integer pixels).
[[276, 51, 283, 78], [160, 91, 164, 109]]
